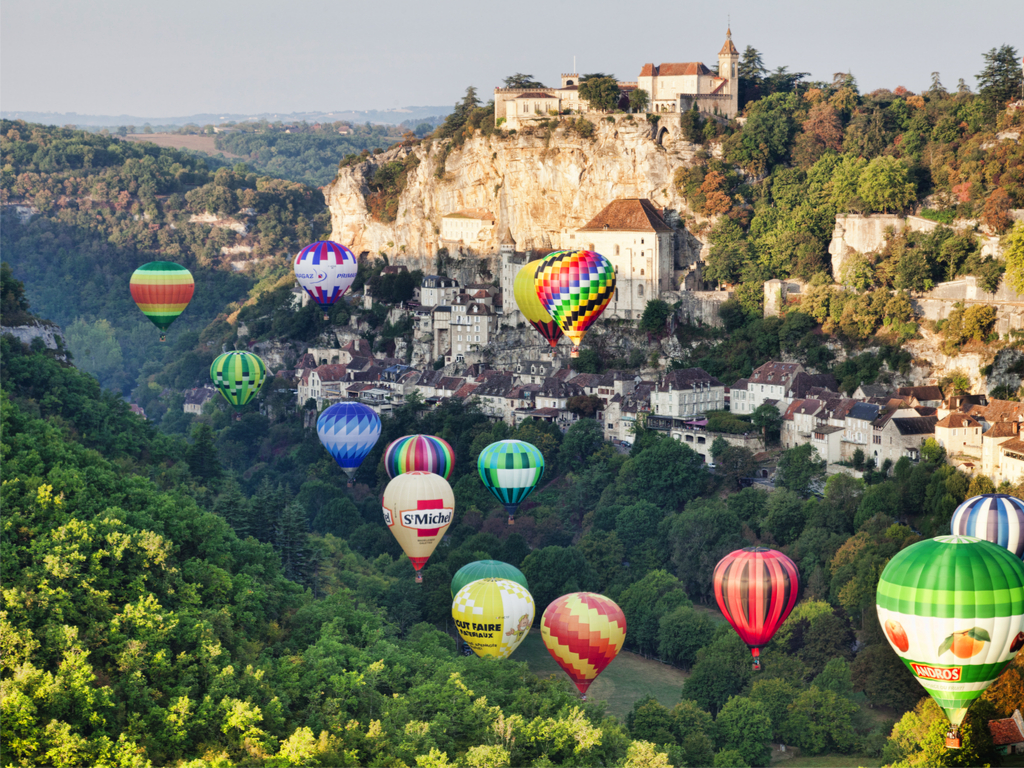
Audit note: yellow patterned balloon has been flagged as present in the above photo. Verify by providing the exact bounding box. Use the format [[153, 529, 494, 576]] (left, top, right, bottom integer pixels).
[[452, 578, 535, 659]]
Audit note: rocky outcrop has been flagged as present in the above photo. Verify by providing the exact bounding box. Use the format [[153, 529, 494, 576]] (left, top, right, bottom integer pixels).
[[1, 321, 66, 358], [323, 116, 702, 268]]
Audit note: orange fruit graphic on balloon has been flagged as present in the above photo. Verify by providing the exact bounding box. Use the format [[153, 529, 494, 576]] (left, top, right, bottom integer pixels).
[[884, 619, 909, 652], [939, 627, 990, 659]]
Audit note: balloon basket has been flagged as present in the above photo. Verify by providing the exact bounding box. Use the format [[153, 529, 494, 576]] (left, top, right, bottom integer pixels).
[[507, 516, 515, 526], [347, 480, 354, 488], [570, 347, 580, 358], [751, 648, 761, 671], [944, 735, 961, 749], [415, 572, 423, 584], [159, 335, 166, 342]]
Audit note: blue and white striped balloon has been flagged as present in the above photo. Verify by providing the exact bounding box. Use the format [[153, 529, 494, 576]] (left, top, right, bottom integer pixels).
[[950, 494, 1024, 559], [317, 402, 382, 481]]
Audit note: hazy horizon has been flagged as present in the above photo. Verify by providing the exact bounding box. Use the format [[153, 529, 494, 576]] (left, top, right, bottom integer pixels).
[[1, 0, 1020, 116]]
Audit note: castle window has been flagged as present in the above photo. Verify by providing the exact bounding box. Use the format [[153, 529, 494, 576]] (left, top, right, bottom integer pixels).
[[638, 285, 644, 298], [615, 245, 620, 255], [640, 269, 644, 275], [615, 288, 619, 301]]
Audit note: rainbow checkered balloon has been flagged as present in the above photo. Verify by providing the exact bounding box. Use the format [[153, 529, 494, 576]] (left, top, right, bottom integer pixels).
[[533, 250, 615, 357], [541, 592, 627, 697]]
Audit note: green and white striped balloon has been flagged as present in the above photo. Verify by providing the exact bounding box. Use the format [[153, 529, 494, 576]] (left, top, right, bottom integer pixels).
[[210, 351, 267, 411], [876, 535, 1024, 729], [477, 439, 545, 524]]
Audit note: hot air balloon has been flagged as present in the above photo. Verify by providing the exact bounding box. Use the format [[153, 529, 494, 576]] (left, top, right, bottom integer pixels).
[[383, 471, 455, 582], [713, 547, 799, 670], [533, 250, 615, 358], [384, 434, 455, 480], [477, 440, 545, 525], [293, 240, 358, 320], [451, 560, 528, 598], [951, 494, 1024, 559], [541, 592, 626, 698], [453, 578, 535, 658], [210, 351, 267, 411], [514, 262, 562, 349], [876, 535, 1024, 747], [129, 262, 194, 341], [317, 402, 382, 484]]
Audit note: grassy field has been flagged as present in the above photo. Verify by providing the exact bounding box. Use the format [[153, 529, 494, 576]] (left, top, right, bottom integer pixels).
[[770, 754, 882, 768], [125, 133, 241, 158], [514, 630, 689, 720]]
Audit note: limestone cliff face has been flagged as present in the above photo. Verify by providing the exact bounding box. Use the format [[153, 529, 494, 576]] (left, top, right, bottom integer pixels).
[[323, 116, 701, 269]]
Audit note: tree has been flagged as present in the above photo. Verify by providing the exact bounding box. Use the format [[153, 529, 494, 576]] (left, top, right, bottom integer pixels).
[[186, 422, 222, 487], [630, 437, 708, 509], [681, 632, 752, 715], [750, 403, 781, 449], [616, 501, 665, 555], [737, 46, 767, 106], [982, 188, 1014, 234], [763, 488, 805, 545], [715, 696, 773, 767], [776, 444, 826, 496], [566, 394, 604, 419], [520, 546, 599, 616], [579, 76, 622, 112], [977, 44, 1023, 116], [503, 73, 544, 89], [704, 217, 751, 285], [639, 299, 673, 334], [857, 156, 916, 213], [728, 92, 799, 174], [618, 570, 691, 656], [749, 678, 798, 741], [1, 261, 32, 324], [629, 89, 650, 113], [782, 687, 858, 755], [851, 642, 924, 712], [658, 605, 716, 668], [715, 446, 759, 491], [559, 417, 604, 470]]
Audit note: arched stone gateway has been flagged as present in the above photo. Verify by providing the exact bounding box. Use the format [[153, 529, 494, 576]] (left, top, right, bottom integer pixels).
[[656, 126, 670, 145]]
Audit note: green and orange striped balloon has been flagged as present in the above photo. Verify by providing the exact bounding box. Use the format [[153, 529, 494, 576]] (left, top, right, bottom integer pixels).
[[130, 262, 194, 341]]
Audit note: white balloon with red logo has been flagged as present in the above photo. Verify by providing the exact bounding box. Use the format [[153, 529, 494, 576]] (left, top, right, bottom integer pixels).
[[382, 471, 455, 581]]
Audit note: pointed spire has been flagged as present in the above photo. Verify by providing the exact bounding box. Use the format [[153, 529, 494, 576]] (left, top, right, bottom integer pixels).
[[719, 26, 739, 56]]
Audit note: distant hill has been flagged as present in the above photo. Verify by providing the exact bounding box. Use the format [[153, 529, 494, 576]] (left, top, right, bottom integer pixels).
[[0, 106, 451, 128]]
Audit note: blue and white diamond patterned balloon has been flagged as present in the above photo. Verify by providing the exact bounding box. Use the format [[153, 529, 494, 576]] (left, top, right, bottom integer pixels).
[[316, 402, 382, 482]]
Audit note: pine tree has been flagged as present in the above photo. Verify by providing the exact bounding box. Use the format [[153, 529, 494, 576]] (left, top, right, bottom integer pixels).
[[275, 501, 311, 583], [186, 423, 222, 488], [213, 477, 252, 538], [249, 479, 287, 543], [977, 44, 1023, 116]]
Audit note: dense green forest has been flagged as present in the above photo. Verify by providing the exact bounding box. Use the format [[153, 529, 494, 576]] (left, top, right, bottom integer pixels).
[[4, 267, 1024, 766], [214, 123, 411, 187], [0, 120, 331, 396]]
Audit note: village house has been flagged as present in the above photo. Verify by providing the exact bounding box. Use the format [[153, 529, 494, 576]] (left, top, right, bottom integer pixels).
[[841, 402, 880, 461], [988, 710, 1024, 756], [183, 386, 217, 415], [440, 209, 496, 249], [419, 275, 460, 307], [732, 362, 805, 415], [650, 367, 725, 419], [934, 413, 983, 456], [567, 199, 676, 319]]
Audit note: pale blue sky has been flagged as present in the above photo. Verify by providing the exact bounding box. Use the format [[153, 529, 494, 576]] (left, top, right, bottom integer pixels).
[[1, 0, 1020, 116]]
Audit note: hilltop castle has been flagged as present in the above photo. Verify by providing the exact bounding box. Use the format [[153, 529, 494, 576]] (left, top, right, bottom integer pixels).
[[494, 28, 739, 129]]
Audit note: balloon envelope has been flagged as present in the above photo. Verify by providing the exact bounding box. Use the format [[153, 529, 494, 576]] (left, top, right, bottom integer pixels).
[[451, 560, 528, 599], [876, 535, 1024, 729], [130, 261, 194, 340], [316, 402, 382, 480], [384, 434, 455, 480], [951, 494, 1024, 559], [513, 262, 561, 348], [541, 592, 626, 695], [453, 578, 535, 658], [713, 547, 799, 669], [293, 241, 358, 309], [210, 351, 267, 411], [477, 440, 545, 522], [383, 471, 454, 579], [533, 250, 615, 357]]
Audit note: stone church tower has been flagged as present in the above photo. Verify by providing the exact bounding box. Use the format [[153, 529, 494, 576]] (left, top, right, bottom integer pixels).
[[718, 28, 740, 117]]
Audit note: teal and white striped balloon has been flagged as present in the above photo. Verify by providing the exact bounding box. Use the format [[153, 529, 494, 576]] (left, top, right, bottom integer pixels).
[[876, 535, 1024, 731], [477, 439, 545, 524]]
